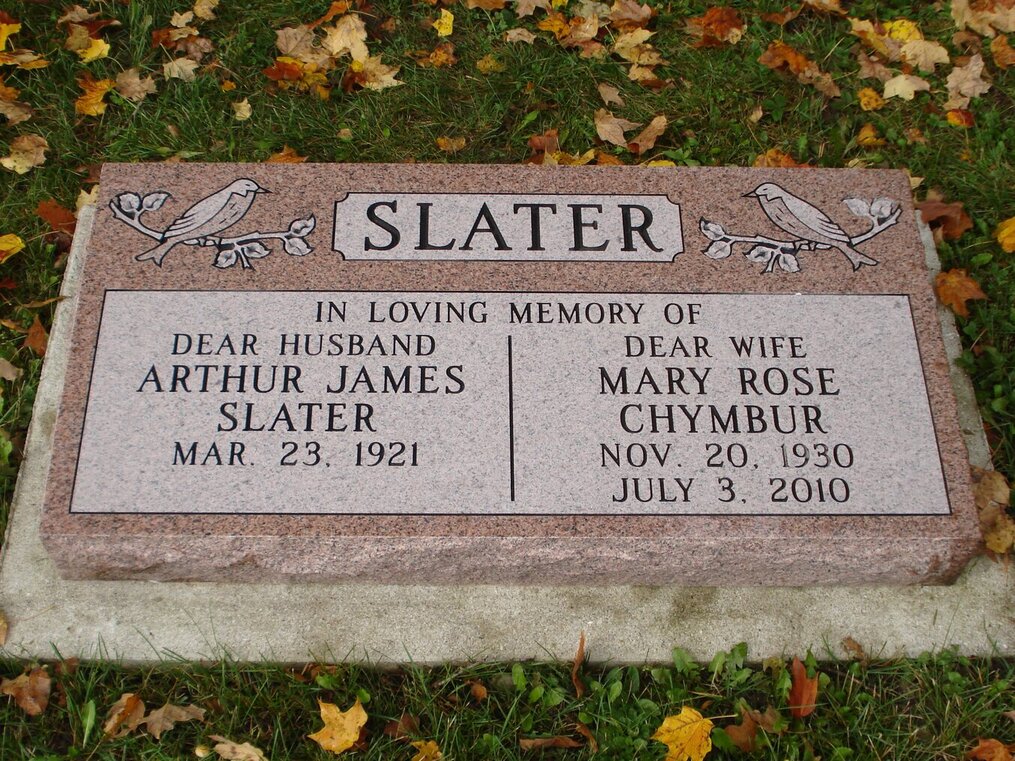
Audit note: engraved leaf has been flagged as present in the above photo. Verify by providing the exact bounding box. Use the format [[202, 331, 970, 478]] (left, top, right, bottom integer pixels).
[[283, 235, 312, 256], [843, 197, 872, 217], [776, 252, 800, 272], [746, 243, 782, 263], [699, 219, 727, 241], [142, 192, 170, 212], [116, 192, 141, 213], [651, 706, 713, 761], [236, 241, 271, 268], [703, 240, 733, 259], [1, 667, 51, 716], [870, 197, 898, 220], [308, 698, 368, 754], [288, 215, 316, 237]]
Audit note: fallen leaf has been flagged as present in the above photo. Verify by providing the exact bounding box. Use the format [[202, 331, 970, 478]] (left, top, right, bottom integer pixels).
[[0, 611, 7, 645], [476, 53, 505, 73], [856, 51, 893, 81], [527, 128, 560, 155], [1, 668, 50, 716], [644, 159, 675, 166], [857, 87, 885, 110], [850, 18, 903, 61], [761, 7, 801, 25], [628, 114, 666, 154], [308, 699, 368, 754], [232, 98, 252, 121], [901, 39, 950, 72], [990, 35, 1015, 68], [77, 37, 109, 62], [574, 721, 598, 751], [0, 77, 32, 124], [571, 631, 586, 698], [35, 200, 76, 235], [210, 735, 268, 761], [77, 185, 99, 210], [433, 9, 454, 36], [347, 54, 402, 90], [143, 703, 206, 740], [468, 680, 488, 702], [436, 135, 466, 153], [0, 233, 25, 263], [194, 0, 220, 20], [322, 15, 369, 62], [752, 147, 808, 167], [411, 740, 443, 761], [804, 0, 846, 13], [972, 466, 1014, 555], [171, 10, 195, 27], [383, 712, 420, 739], [595, 150, 624, 165], [745, 705, 785, 733], [936, 268, 987, 318], [947, 109, 975, 127], [597, 82, 624, 106], [966, 738, 1015, 761], [651, 707, 713, 761], [116, 68, 157, 102], [468, 0, 507, 8], [594, 108, 641, 147], [519, 736, 583, 750], [758, 41, 840, 97], [74, 73, 116, 116], [723, 708, 757, 752], [515, 0, 552, 18], [857, 122, 886, 146], [267, 145, 308, 163], [917, 193, 973, 240], [945, 54, 991, 110], [1, 133, 48, 173], [608, 0, 654, 31], [504, 28, 537, 43], [103, 693, 145, 737], [788, 657, 818, 718], [883, 73, 931, 100], [686, 7, 745, 48], [0, 358, 21, 382], [748, 104, 764, 122], [996, 216, 1015, 252], [952, 0, 1015, 37], [841, 636, 867, 662], [163, 57, 200, 82]]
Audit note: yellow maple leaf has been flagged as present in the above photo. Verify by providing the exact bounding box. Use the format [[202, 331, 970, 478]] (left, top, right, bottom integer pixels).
[[410, 740, 443, 761], [645, 159, 676, 166], [433, 9, 454, 37], [857, 87, 885, 110], [0, 233, 25, 264], [0, 22, 21, 50], [652, 707, 713, 761], [882, 19, 922, 42], [476, 53, 505, 73], [996, 216, 1015, 252], [436, 136, 466, 153], [856, 122, 886, 146], [77, 37, 110, 62], [308, 699, 368, 754], [75, 73, 115, 115]]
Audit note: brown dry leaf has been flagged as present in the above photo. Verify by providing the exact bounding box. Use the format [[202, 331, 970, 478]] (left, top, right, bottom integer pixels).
[[594, 108, 642, 147], [103, 693, 145, 738], [322, 15, 369, 61], [308, 699, 368, 754], [571, 631, 586, 698], [275, 25, 327, 67], [35, 200, 76, 235], [966, 738, 1015, 761], [0, 78, 32, 125], [972, 466, 1014, 555], [468, 680, 488, 702], [0, 358, 21, 382], [411, 740, 443, 761], [900, 39, 950, 72], [608, 0, 654, 31], [686, 7, 745, 48], [1, 133, 48, 174], [612, 29, 665, 65], [991, 35, 1015, 68], [935, 268, 987, 318], [723, 708, 758, 752], [194, 0, 220, 21], [946, 54, 991, 109], [515, 0, 551, 18], [142, 703, 205, 740], [476, 53, 505, 73], [952, 0, 1015, 37], [595, 150, 624, 165], [171, 10, 195, 27], [883, 73, 931, 100], [267, 145, 308, 163], [574, 721, 598, 752], [842, 636, 868, 662], [468, 0, 507, 8], [761, 7, 801, 25], [651, 707, 713, 761], [746, 705, 784, 733], [752, 148, 808, 167], [804, 0, 846, 13], [1, 668, 51, 716], [788, 657, 818, 718], [0, 611, 7, 646], [57, 6, 99, 24], [116, 68, 157, 102], [504, 27, 537, 43], [383, 712, 420, 739], [163, 57, 200, 82], [210, 735, 269, 761], [528, 128, 560, 155], [519, 736, 583, 750], [917, 193, 973, 241], [857, 87, 885, 110], [758, 40, 840, 97], [413, 41, 457, 68], [628, 114, 666, 154], [597, 82, 624, 106], [348, 55, 402, 90], [436, 135, 466, 153], [856, 51, 893, 81]]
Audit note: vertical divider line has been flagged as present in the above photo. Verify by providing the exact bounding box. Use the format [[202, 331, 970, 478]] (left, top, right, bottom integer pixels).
[[507, 335, 516, 502]]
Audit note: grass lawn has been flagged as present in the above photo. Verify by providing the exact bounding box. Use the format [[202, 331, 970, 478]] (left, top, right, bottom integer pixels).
[[1, 0, 1013, 758]]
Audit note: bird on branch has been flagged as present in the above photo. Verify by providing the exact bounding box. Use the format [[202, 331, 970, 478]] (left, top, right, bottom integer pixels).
[[745, 183, 878, 271], [136, 178, 269, 266]]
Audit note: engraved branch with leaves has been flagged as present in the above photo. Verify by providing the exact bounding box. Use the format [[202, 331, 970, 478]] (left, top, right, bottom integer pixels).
[[109, 191, 316, 269]]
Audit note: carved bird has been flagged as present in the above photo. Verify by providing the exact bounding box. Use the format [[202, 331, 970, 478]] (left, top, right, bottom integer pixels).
[[136, 178, 269, 266], [745, 182, 878, 270]]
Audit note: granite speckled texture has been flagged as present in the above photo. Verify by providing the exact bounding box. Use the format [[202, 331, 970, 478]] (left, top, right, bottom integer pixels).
[[37, 164, 981, 585]]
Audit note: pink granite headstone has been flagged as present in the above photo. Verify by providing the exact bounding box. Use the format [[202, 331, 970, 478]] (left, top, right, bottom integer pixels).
[[39, 163, 980, 584]]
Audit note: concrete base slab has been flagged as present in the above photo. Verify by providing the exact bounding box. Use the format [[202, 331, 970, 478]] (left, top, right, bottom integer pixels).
[[0, 207, 1011, 664]]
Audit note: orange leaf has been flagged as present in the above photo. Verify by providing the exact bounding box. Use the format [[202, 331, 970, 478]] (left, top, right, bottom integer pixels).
[[35, 200, 76, 235], [571, 631, 586, 698], [628, 114, 666, 155], [759, 41, 840, 97], [267, 145, 307, 163], [916, 195, 973, 240], [519, 736, 583, 750], [263, 56, 304, 81], [787, 657, 818, 718], [687, 7, 745, 48], [608, 0, 655, 30], [723, 708, 758, 752], [23, 315, 48, 357], [1, 667, 51, 716], [468, 680, 488, 702], [75, 72, 116, 116], [935, 268, 987, 318], [966, 738, 1015, 761], [752, 148, 808, 167], [990, 35, 1015, 69], [946, 109, 975, 127], [103, 693, 145, 738]]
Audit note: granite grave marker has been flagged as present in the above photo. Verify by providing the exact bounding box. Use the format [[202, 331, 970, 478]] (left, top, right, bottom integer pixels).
[[38, 163, 980, 584]]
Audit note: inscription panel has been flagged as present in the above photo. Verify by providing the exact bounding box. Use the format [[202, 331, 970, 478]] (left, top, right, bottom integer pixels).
[[70, 290, 949, 517]]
